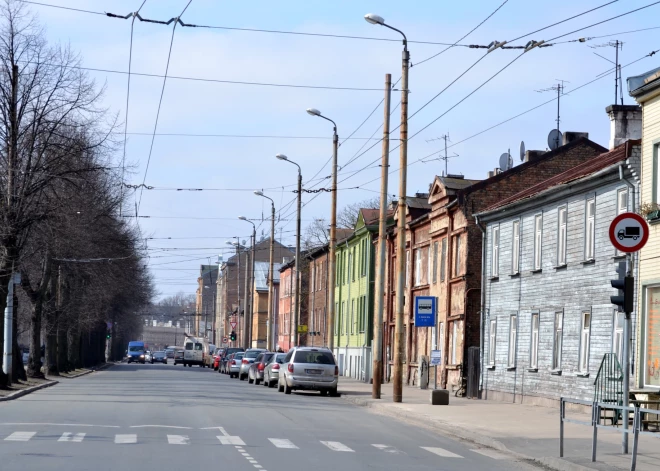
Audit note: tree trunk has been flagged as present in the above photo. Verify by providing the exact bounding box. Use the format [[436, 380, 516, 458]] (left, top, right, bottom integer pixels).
[[0, 271, 10, 388], [27, 302, 44, 378], [44, 310, 59, 376], [11, 291, 26, 382], [67, 324, 80, 369], [57, 323, 67, 373]]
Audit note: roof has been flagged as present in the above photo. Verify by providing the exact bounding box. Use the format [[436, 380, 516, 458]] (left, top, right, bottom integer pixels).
[[337, 228, 353, 242], [439, 176, 481, 191], [406, 196, 431, 210], [254, 261, 281, 291], [479, 141, 636, 214], [628, 65, 660, 97], [360, 208, 381, 225]]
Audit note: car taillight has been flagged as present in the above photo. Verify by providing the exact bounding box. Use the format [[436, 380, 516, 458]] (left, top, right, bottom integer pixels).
[[242, 359, 249, 364], [335, 366, 339, 376], [258, 363, 264, 371], [288, 364, 294, 373], [272, 364, 280, 370], [231, 360, 236, 365]]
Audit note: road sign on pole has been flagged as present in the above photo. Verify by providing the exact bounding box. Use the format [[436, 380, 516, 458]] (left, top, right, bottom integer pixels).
[[414, 296, 436, 327], [609, 212, 649, 253], [230, 321, 237, 330]]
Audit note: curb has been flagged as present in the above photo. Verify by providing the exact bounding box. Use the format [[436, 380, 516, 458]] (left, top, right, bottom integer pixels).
[[0, 380, 58, 402], [341, 393, 595, 471], [54, 362, 114, 379]]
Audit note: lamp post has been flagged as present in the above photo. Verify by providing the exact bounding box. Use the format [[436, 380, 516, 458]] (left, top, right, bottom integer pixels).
[[276, 153, 302, 348], [226, 239, 241, 346], [254, 190, 276, 351], [238, 217, 256, 349], [306, 108, 338, 355], [365, 12, 409, 403]]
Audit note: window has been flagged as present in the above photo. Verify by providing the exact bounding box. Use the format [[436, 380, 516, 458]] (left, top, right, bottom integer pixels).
[[579, 311, 591, 373], [613, 310, 624, 366], [512, 220, 520, 274], [414, 248, 422, 286], [405, 250, 410, 286], [491, 226, 500, 277], [530, 313, 539, 369], [488, 320, 496, 365], [557, 207, 567, 266], [553, 311, 563, 370], [534, 215, 543, 270], [350, 299, 355, 334], [645, 286, 660, 386], [654, 142, 660, 204], [508, 315, 517, 367], [453, 235, 462, 277], [432, 241, 439, 283], [439, 322, 445, 356], [341, 301, 346, 333], [451, 321, 458, 365], [311, 264, 316, 292], [617, 189, 628, 256], [352, 248, 356, 282], [440, 239, 447, 281], [335, 255, 340, 284], [427, 246, 432, 285], [585, 198, 595, 260], [335, 302, 339, 331]]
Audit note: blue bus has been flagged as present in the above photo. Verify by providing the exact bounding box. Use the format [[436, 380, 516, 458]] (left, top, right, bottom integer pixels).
[[127, 341, 147, 364]]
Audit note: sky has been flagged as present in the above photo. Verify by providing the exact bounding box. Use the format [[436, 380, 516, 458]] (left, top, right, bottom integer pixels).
[[22, 0, 660, 300]]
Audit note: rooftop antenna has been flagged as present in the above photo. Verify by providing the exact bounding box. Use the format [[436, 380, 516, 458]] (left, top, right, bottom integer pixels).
[[590, 40, 624, 105], [536, 80, 567, 150], [519, 141, 526, 162], [424, 133, 458, 171]]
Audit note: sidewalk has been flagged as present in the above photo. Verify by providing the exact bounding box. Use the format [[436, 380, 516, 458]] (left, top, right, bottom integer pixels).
[[339, 377, 660, 471]]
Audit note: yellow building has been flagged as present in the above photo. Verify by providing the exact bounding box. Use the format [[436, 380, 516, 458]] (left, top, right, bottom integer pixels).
[[629, 66, 660, 389]]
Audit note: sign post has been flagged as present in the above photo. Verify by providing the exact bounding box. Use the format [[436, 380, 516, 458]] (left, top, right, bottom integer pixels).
[[415, 296, 437, 389]]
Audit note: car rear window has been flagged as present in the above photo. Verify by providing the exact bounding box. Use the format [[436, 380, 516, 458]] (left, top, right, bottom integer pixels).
[[185, 343, 193, 350], [245, 351, 261, 359], [293, 351, 335, 365], [263, 353, 274, 362], [234, 353, 245, 359]]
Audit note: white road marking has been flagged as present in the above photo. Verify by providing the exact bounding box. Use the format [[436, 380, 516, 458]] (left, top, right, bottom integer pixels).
[[0, 423, 119, 428], [470, 448, 508, 460], [269, 438, 298, 449], [4, 432, 36, 441], [114, 434, 137, 444], [58, 433, 86, 442], [167, 435, 189, 445], [132, 425, 192, 429], [421, 446, 463, 458], [217, 436, 245, 446], [321, 441, 354, 452], [372, 444, 402, 453]]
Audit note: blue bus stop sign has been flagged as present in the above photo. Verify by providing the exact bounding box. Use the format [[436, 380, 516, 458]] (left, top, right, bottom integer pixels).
[[414, 296, 436, 327]]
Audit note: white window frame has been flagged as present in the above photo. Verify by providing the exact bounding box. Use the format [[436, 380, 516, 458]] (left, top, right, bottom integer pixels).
[[508, 315, 517, 368], [405, 250, 410, 287], [414, 248, 422, 286], [552, 311, 563, 370], [557, 206, 567, 266], [613, 310, 624, 366], [512, 220, 520, 274], [440, 238, 447, 282], [451, 321, 458, 365], [616, 189, 628, 256], [579, 310, 591, 373], [427, 246, 432, 285], [350, 299, 355, 334], [585, 198, 595, 260], [488, 319, 497, 366], [492, 226, 500, 277], [454, 235, 462, 277], [530, 312, 539, 369], [534, 214, 543, 270]]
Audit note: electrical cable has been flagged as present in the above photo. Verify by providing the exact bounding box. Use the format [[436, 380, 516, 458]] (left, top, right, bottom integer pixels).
[[554, 25, 660, 44]]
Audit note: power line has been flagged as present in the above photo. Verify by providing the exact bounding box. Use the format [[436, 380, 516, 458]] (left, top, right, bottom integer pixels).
[[124, 132, 379, 140], [137, 0, 193, 215], [18, 0, 106, 15], [555, 25, 660, 44]]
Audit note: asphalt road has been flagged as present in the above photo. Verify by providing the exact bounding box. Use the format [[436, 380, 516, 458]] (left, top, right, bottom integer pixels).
[[0, 363, 541, 471]]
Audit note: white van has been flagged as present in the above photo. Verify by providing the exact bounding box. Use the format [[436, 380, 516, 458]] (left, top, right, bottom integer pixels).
[[183, 337, 209, 367]]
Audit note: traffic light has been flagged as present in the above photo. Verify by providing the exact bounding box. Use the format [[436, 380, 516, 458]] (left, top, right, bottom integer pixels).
[[230, 331, 236, 342], [106, 333, 112, 339], [611, 261, 634, 314]]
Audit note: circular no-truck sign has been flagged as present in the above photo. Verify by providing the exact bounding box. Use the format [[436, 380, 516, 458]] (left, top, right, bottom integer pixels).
[[609, 212, 649, 253]]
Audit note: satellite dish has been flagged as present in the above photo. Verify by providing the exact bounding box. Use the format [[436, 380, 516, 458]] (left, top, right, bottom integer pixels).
[[548, 129, 562, 150], [241, 239, 247, 246], [499, 152, 512, 171], [520, 141, 526, 161]]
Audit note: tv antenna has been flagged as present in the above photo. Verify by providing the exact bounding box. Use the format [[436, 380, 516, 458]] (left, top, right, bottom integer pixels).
[[426, 133, 459, 175], [590, 40, 624, 105], [536, 80, 568, 149]]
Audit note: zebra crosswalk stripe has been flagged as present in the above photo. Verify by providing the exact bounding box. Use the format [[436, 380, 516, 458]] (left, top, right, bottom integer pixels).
[[114, 434, 137, 444], [4, 432, 36, 441], [167, 435, 189, 445], [320, 441, 354, 452], [269, 438, 298, 449], [420, 446, 463, 458], [58, 433, 86, 443]]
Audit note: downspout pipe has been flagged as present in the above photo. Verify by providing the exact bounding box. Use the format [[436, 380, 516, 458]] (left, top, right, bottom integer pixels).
[[474, 214, 487, 396]]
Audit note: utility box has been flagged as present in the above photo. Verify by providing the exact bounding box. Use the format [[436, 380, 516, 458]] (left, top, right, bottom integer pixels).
[[430, 389, 450, 405], [418, 355, 429, 389]]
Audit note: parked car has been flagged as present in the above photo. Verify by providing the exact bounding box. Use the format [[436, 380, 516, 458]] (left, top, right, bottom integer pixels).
[[173, 349, 185, 365], [152, 351, 167, 364], [239, 348, 267, 380], [203, 344, 217, 368], [213, 348, 225, 370], [227, 352, 245, 378], [165, 348, 175, 359], [144, 351, 153, 363], [263, 353, 286, 388], [183, 337, 209, 367], [278, 346, 338, 396], [248, 352, 275, 385], [219, 347, 244, 374]]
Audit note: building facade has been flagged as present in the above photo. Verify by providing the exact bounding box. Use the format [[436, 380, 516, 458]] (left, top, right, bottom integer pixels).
[[477, 141, 640, 405], [629, 66, 660, 389], [278, 259, 295, 352], [305, 245, 329, 348], [252, 261, 281, 349]]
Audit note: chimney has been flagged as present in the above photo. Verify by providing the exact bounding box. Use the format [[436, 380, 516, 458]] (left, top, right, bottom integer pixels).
[[524, 150, 546, 162], [282, 256, 292, 264], [562, 132, 589, 145], [487, 171, 495, 178], [606, 105, 641, 150]]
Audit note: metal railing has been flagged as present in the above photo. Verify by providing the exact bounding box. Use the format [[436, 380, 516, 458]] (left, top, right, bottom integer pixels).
[[631, 407, 660, 471], [593, 354, 623, 424], [559, 398, 596, 458]]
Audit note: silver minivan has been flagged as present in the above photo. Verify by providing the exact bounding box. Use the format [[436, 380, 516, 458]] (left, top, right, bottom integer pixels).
[[278, 347, 338, 396]]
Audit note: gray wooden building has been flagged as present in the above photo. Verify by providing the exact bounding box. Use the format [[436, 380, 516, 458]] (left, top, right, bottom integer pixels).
[[476, 139, 641, 406]]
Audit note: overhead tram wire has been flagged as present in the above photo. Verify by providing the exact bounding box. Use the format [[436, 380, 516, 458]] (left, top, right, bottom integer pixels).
[[120, 0, 147, 218], [554, 25, 660, 44], [137, 0, 193, 216]]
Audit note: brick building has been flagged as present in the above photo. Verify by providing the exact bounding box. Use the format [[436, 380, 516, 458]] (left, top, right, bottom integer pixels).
[[278, 258, 295, 351], [251, 261, 281, 349]]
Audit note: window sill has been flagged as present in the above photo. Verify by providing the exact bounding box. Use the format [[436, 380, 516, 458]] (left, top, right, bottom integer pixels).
[[489, 276, 499, 281], [510, 272, 520, 278], [527, 368, 538, 373], [582, 259, 595, 265], [576, 372, 590, 378], [506, 366, 516, 371], [554, 264, 567, 270], [530, 268, 542, 274], [612, 254, 627, 260], [550, 369, 562, 376], [486, 365, 495, 371]]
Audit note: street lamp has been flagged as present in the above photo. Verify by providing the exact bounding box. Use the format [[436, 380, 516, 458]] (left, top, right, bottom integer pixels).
[[238, 217, 256, 349], [254, 190, 276, 351], [365, 12, 409, 404], [306, 109, 338, 355], [276, 153, 302, 349]]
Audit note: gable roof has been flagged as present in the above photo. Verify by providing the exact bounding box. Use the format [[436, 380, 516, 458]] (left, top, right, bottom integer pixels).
[[440, 176, 481, 191], [254, 261, 281, 290], [628, 65, 660, 97], [479, 141, 636, 214]]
